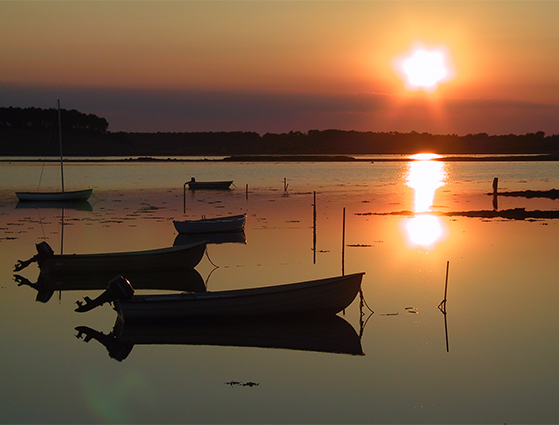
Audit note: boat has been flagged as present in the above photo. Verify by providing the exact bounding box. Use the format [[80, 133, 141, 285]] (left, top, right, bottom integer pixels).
[[14, 240, 207, 275], [15, 100, 93, 202], [16, 189, 93, 202], [174, 230, 246, 246], [74, 272, 365, 319], [75, 314, 364, 361], [14, 268, 206, 304], [186, 178, 233, 190], [173, 213, 246, 234]]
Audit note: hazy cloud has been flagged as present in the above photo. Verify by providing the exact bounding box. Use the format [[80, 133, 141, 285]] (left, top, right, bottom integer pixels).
[[1, 84, 558, 136]]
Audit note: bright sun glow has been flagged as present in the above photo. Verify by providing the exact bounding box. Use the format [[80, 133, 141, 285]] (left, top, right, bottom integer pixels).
[[397, 47, 450, 91], [406, 158, 446, 213], [410, 153, 442, 161], [404, 156, 448, 247], [407, 215, 443, 247]]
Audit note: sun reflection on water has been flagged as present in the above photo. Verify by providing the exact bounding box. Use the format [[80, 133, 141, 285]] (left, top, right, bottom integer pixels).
[[405, 154, 447, 247]]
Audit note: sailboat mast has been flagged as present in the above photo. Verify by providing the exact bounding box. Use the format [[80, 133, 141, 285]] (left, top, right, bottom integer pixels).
[[57, 99, 65, 193]]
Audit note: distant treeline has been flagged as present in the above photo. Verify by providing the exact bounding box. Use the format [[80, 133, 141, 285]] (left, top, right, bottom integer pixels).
[[0, 106, 108, 133], [116, 129, 559, 156], [1, 106, 559, 156]]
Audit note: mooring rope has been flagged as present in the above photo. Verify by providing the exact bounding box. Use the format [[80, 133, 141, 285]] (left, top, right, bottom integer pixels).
[[204, 246, 219, 268]]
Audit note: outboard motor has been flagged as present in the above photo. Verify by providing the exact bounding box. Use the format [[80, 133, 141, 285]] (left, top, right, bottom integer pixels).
[[14, 242, 55, 272], [36, 241, 54, 258], [75, 276, 135, 313]]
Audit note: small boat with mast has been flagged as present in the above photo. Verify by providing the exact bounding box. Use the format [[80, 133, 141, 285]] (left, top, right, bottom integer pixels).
[[15, 100, 93, 202]]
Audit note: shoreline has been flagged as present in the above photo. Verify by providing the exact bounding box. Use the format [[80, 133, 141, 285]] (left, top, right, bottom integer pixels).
[[1, 154, 559, 163]]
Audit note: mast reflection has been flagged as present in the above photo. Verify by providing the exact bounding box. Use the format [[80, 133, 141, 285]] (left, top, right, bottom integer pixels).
[[405, 155, 447, 247]]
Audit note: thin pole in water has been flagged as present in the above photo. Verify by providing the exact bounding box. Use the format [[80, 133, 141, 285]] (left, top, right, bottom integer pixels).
[[183, 181, 188, 213], [492, 177, 499, 210], [57, 99, 65, 193], [438, 260, 450, 352], [438, 260, 449, 313], [313, 191, 316, 264], [342, 207, 346, 276]]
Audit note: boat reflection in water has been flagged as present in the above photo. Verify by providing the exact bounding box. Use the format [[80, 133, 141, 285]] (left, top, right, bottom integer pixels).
[[14, 240, 207, 275], [174, 230, 246, 246], [15, 200, 93, 211], [14, 268, 206, 303], [404, 154, 448, 247], [75, 314, 364, 361]]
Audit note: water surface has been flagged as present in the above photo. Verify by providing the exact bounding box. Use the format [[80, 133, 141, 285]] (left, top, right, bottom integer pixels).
[[1, 159, 558, 423]]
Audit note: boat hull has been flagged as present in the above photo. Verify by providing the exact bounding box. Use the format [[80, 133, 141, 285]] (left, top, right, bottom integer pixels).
[[16, 189, 93, 202], [116, 272, 364, 320], [187, 181, 232, 190], [38, 241, 207, 275], [173, 214, 246, 234]]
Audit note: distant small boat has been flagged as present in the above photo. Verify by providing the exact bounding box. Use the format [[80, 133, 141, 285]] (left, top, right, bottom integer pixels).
[[14, 240, 207, 275], [16, 189, 93, 202], [15, 100, 93, 202], [75, 272, 365, 319], [75, 314, 364, 361], [173, 213, 246, 234], [186, 178, 233, 190]]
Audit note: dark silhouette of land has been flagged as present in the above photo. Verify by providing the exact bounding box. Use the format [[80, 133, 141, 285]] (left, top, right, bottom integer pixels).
[[359, 208, 559, 220], [2, 106, 559, 158]]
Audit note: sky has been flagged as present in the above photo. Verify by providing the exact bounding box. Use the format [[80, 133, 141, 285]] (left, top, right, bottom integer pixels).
[[2, 1, 559, 136]]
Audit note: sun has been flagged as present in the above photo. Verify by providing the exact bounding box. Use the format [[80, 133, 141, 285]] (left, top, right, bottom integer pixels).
[[396, 46, 450, 91]]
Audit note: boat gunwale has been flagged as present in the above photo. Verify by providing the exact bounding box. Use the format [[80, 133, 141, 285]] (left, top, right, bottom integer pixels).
[[173, 213, 246, 225]]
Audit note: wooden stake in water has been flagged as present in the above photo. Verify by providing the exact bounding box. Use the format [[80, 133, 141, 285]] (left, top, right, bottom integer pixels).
[[313, 191, 316, 264], [492, 177, 499, 210], [438, 260, 450, 352], [342, 207, 346, 276], [57, 100, 65, 193], [438, 260, 449, 313], [183, 181, 188, 213]]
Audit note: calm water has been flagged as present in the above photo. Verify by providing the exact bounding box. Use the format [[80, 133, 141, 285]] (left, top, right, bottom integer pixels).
[[1, 159, 559, 423]]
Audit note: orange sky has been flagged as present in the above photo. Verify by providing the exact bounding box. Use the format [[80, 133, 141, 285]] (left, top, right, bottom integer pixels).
[[1, 1, 559, 135]]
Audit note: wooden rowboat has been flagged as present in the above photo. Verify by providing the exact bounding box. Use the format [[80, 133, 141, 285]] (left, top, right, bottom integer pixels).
[[16, 189, 93, 202], [186, 178, 233, 190], [75, 314, 364, 361], [14, 240, 207, 275], [116, 272, 364, 320], [75, 272, 365, 319], [173, 213, 246, 234]]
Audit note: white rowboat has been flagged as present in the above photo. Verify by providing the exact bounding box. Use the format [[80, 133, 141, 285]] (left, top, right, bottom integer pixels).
[[112, 273, 365, 320]]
